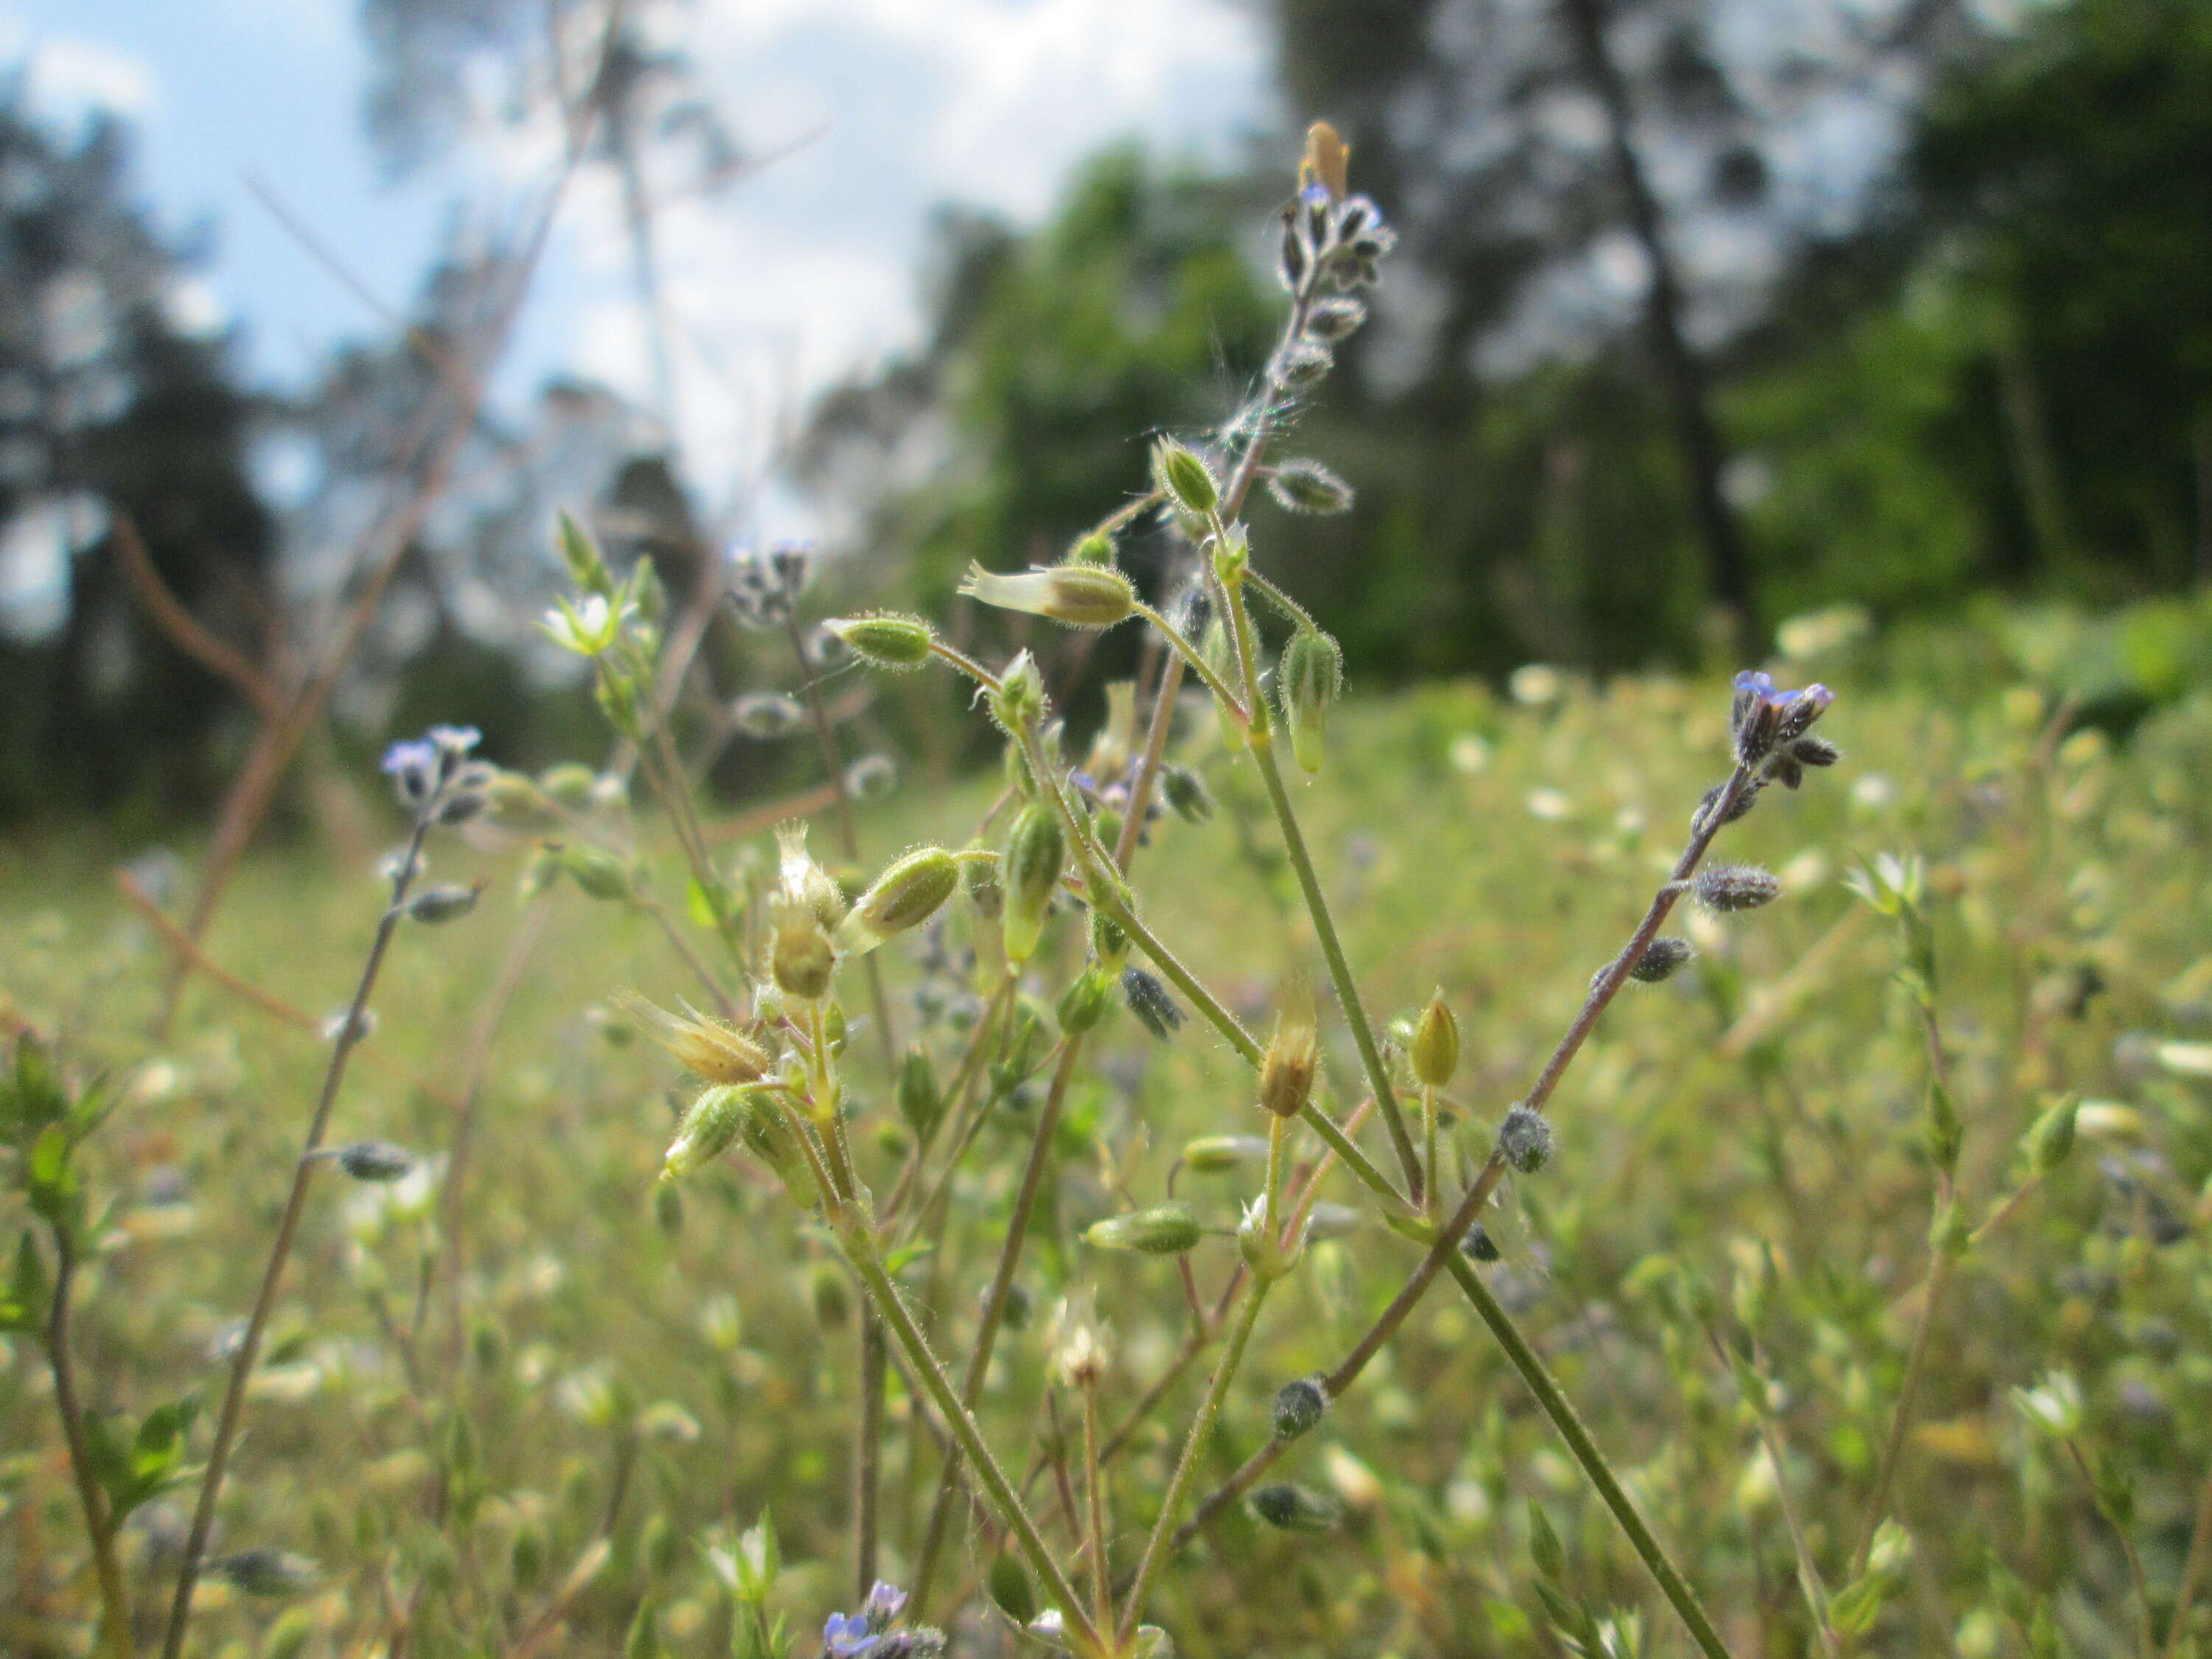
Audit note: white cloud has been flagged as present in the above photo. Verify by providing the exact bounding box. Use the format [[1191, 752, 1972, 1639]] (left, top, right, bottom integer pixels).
[[27, 35, 157, 119]]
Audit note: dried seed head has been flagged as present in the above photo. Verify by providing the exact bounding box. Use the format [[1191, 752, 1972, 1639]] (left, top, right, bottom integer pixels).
[[1694, 863, 1782, 913], [1084, 1203, 1203, 1256], [835, 847, 960, 955], [959, 563, 1137, 629], [827, 613, 936, 669], [618, 994, 773, 1085], [1000, 803, 1065, 962], [1259, 981, 1320, 1120], [1279, 627, 1344, 773], [1498, 1106, 1552, 1174], [1410, 990, 1459, 1089], [1273, 1375, 1329, 1440]]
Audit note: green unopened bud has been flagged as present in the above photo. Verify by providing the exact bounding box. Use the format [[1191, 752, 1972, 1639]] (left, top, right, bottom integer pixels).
[[962, 849, 1003, 919], [1057, 966, 1118, 1034], [1066, 530, 1116, 566], [1239, 1195, 1307, 1280], [2028, 1095, 2078, 1176], [826, 613, 936, 669], [557, 509, 612, 594], [1180, 1134, 1267, 1174], [1273, 1375, 1329, 1439], [662, 1086, 754, 1181], [1089, 905, 1129, 967], [561, 844, 635, 902], [1001, 802, 1065, 962], [987, 1554, 1037, 1625], [1930, 1194, 1971, 1259], [1265, 459, 1354, 515], [897, 1046, 941, 1138], [1924, 1076, 1964, 1178], [1161, 764, 1214, 824], [1411, 990, 1459, 1089], [1278, 627, 1343, 774], [990, 650, 1047, 735], [960, 563, 1136, 628], [1085, 1202, 1203, 1255], [771, 902, 835, 1001], [1151, 437, 1218, 518], [835, 846, 959, 955]]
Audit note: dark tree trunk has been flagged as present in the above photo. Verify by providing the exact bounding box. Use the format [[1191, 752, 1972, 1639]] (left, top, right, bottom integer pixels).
[[1558, 0, 1756, 636]]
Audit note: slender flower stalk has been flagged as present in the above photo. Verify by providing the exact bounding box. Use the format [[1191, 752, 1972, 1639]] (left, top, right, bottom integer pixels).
[[44, 1228, 132, 1659]]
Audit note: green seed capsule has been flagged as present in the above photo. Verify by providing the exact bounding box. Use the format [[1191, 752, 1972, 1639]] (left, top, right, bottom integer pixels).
[[1085, 1203, 1203, 1256], [835, 846, 959, 955], [826, 613, 936, 669], [1410, 990, 1459, 1089], [1151, 437, 1219, 518], [1278, 627, 1343, 774], [1001, 802, 1065, 962]]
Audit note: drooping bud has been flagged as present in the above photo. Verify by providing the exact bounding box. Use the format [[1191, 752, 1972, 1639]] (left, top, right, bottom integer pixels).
[[897, 1046, 941, 1138], [1247, 1482, 1343, 1533], [1180, 1134, 1267, 1174], [1258, 981, 1320, 1119], [1151, 438, 1219, 519], [1265, 459, 1354, 515], [1161, 764, 1214, 824], [1084, 1203, 1203, 1256], [835, 847, 959, 956], [1410, 990, 1459, 1089], [662, 1085, 754, 1181], [337, 1141, 417, 1182], [1278, 627, 1344, 773], [616, 994, 773, 1085], [959, 563, 1137, 629], [1498, 1106, 1552, 1174], [1121, 967, 1184, 1042], [1619, 936, 1695, 984], [1057, 966, 1118, 1035], [1001, 803, 1065, 962], [826, 613, 936, 670], [1694, 863, 1782, 913], [1273, 1376, 1329, 1440]]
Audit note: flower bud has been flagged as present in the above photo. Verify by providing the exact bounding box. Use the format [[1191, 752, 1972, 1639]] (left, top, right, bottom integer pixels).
[[835, 847, 959, 955], [1089, 905, 1129, 967], [337, 1141, 417, 1182], [826, 613, 936, 669], [1265, 458, 1354, 515], [771, 902, 836, 1001], [1057, 966, 1118, 1035], [959, 563, 1137, 629], [1246, 1482, 1342, 1533], [989, 650, 1047, 736], [1621, 936, 1694, 984], [1161, 764, 1214, 824], [1278, 627, 1343, 773], [1001, 803, 1065, 962], [407, 883, 483, 925], [897, 1046, 941, 1138], [1694, 863, 1781, 913], [2028, 1095, 2079, 1176], [1303, 295, 1367, 341], [1151, 437, 1219, 518], [1066, 530, 1116, 566], [1085, 1203, 1203, 1256], [1122, 966, 1184, 1042], [1181, 1134, 1267, 1173], [561, 844, 635, 902], [1498, 1106, 1552, 1174], [1259, 983, 1320, 1120], [1239, 1195, 1307, 1280], [1462, 1224, 1502, 1263], [1410, 990, 1459, 1089], [1273, 1376, 1329, 1440], [556, 509, 612, 594], [662, 1085, 753, 1181]]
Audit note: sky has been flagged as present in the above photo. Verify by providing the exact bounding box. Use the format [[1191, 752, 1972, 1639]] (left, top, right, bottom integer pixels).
[[6, 0, 1271, 532]]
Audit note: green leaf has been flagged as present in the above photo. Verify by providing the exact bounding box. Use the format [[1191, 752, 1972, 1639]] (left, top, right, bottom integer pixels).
[[1528, 1498, 1566, 1584], [1826, 1573, 1888, 1639], [883, 1242, 935, 1276], [1, 1231, 46, 1332], [26, 1124, 76, 1226]]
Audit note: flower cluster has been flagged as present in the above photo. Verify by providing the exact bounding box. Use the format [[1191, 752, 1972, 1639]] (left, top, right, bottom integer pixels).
[[1278, 181, 1397, 296], [1731, 670, 1836, 773], [380, 725, 492, 824], [821, 1583, 943, 1659]]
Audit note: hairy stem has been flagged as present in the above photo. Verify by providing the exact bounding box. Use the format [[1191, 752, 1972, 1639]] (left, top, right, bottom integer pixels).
[[162, 812, 435, 1659]]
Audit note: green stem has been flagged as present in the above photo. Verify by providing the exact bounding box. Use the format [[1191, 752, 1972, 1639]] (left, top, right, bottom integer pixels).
[[1245, 723, 1425, 1200], [1116, 1279, 1272, 1646], [838, 1217, 1103, 1655], [1449, 1253, 1734, 1659], [1132, 602, 1248, 722], [44, 1234, 133, 1659]]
